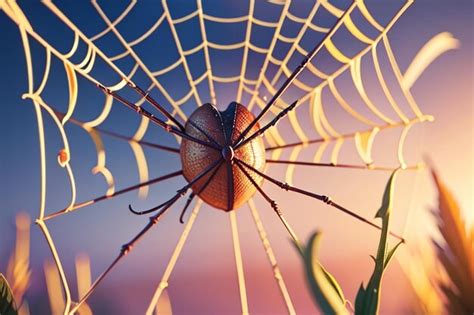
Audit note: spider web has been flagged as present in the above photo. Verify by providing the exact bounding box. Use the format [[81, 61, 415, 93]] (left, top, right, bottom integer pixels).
[[0, 0, 458, 313]]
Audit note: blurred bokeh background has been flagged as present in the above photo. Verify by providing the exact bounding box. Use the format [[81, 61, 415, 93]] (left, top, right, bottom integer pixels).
[[0, 0, 472, 314]]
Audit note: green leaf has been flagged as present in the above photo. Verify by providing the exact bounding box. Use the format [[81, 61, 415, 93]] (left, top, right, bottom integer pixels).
[[375, 170, 398, 219], [374, 170, 399, 267], [354, 284, 366, 312], [0, 274, 18, 315], [319, 264, 346, 304], [384, 240, 403, 269], [355, 170, 402, 315], [297, 232, 349, 315]]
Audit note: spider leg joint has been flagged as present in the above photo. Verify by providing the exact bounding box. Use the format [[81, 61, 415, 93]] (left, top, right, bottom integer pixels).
[[322, 195, 332, 204], [280, 182, 290, 191], [150, 216, 160, 224], [270, 201, 281, 215], [121, 244, 132, 256], [177, 188, 188, 196]]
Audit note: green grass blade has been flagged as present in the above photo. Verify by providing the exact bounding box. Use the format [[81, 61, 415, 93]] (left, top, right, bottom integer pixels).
[[296, 232, 349, 315], [354, 284, 366, 312], [384, 240, 403, 269], [355, 170, 401, 315]]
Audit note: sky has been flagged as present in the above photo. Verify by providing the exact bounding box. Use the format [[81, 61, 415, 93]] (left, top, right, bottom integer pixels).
[[0, 0, 472, 314]]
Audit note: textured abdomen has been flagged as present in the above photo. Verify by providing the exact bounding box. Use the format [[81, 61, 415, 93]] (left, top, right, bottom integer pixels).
[[180, 102, 265, 211]]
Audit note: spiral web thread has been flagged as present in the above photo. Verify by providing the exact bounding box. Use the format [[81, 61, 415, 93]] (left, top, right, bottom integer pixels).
[[0, 0, 458, 313]]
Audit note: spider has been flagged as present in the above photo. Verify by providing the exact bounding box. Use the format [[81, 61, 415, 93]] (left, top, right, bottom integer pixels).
[[56, 24, 404, 311]]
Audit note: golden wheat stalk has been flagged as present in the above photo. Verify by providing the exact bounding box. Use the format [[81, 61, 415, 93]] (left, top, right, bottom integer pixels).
[[44, 255, 94, 315], [401, 167, 473, 314], [6, 213, 31, 315], [430, 168, 474, 314]]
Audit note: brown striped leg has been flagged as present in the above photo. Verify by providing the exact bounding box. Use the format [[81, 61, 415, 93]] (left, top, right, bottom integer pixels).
[[129, 159, 223, 215], [179, 160, 223, 223], [97, 84, 220, 150], [43, 170, 183, 221], [234, 160, 301, 245], [236, 158, 405, 242]]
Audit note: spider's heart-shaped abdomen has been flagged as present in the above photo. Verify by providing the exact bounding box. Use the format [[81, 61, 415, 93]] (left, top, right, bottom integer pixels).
[[180, 102, 265, 211]]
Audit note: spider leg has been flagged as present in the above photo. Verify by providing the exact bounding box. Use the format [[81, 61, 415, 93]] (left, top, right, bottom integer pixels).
[[265, 137, 327, 151], [70, 188, 177, 314], [70, 159, 222, 313], [97, 84, 220, 150], [264, 116, 432, 152], [266, 159, 418, 172], [179, 160, 222, 223], [54, 110, 181, 153], [129, 159, 223, 215], [235, 100, 298, 149], [236, 158, 405, 242], [126, 81, 186, 131], [179, 193, 196, 224], [234, 160, 300, 245], [233, 9, 351, 147], [43, 170, 183, 221], [95, 126, 180, 153], [129, 193, 182, 216]]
